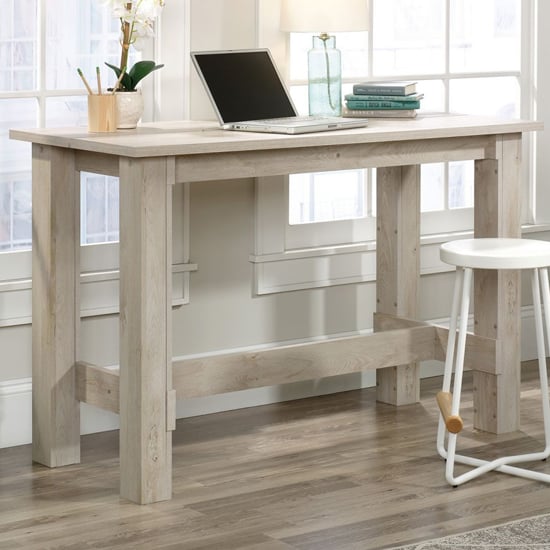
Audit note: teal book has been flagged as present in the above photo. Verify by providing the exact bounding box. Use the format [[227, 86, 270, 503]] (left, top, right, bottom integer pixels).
[[346, 100, 421, 110], [345, 93, 423, 102]]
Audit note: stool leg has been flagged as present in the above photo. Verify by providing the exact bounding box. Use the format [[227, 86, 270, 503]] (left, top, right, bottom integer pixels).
[[437, 266, 464, 459], [536, 268, 550, 455], [444, 268, 550, 487], [445, 267, 473, 486]]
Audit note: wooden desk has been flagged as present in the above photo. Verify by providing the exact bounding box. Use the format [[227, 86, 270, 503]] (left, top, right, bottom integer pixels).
[[10, 115, 542, 503]]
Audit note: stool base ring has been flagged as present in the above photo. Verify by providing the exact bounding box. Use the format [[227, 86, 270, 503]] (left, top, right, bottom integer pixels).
[[437, 444, 550, 486]]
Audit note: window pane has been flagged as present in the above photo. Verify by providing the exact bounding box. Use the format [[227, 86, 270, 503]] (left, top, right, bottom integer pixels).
[[107, 177, 119, 235], [449, 161, 474, 209], [289, 171, 365, 225], [450, 77, 519, 118], [373, 0, 445, 75], [45, 0, 130, 90], [450, 0, 520, 73], [288, 33, 310, 81], [289, 32, 368, 82], [0, 98, 36, 251], [45, 96, 87, 128], [289, 84, 308, 116], [81, 173, 119, 244], [0, 0, 37, 91], [0, 178, 32, 251], [421, 164, 445, 212], [340, 33, 369, 78], [421, 162, 474, 213], [417, 80, 445, 113]]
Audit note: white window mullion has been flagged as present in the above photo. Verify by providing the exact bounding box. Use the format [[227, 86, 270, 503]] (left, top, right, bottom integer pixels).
[[520, 0, 536, 224], [37, 0, 46, 127], [444, 0, 450, 114]]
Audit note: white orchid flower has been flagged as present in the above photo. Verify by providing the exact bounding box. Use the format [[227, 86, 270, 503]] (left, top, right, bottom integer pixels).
[[101, 0, 166, 90]]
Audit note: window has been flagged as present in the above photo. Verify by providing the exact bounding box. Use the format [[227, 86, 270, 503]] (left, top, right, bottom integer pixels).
[[253, 0, 534, 294], [286, 0, 523, 240], [289, 170, 366, 226], [0, 0, 138, 253], [0, 0, 192, 324]]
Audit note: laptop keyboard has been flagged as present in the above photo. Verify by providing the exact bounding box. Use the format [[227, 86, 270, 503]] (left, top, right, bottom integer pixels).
[[252, 115, 322, 124]]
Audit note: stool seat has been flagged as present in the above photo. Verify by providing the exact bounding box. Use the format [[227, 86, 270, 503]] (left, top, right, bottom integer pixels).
[[436, 237, 550, 487], [440, 238, 550, 270]]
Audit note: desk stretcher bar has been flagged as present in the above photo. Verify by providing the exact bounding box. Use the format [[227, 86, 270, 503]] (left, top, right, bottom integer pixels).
[[76, 315, 496, 414]]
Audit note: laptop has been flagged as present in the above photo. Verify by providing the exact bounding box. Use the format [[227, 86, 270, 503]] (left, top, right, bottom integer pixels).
[[191, 49, 369, 135]]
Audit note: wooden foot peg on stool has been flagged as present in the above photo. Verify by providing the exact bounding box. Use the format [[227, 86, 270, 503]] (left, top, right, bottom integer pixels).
[[436, 391, 463, 434]]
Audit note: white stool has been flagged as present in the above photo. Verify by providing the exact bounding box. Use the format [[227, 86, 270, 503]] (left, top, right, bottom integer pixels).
[[437, 238, 550, 486]]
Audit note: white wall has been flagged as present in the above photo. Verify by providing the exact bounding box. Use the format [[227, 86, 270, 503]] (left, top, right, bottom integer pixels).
[[1, 0, 549, 448]]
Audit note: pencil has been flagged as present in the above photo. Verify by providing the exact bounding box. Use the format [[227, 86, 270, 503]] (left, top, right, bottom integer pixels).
[[77, 68, 94, 95], [96, 66, 102, 95], [111, 67, 126, 93]]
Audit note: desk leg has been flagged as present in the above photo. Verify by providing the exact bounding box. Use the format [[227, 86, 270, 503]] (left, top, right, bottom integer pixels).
[[376, 165, 421, 405], [119, 157, 174, 504], [32, 144, 80, 466], [473, 134, 522, 434]]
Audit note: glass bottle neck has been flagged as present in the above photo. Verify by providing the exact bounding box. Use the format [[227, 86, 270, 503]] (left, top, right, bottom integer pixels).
[[313, 34, 336, 49]]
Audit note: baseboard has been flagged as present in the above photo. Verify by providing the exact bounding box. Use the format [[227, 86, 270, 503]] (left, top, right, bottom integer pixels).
[[0, 307, 540, 449], [0, 379, 32, 448], [0, 371, 377, 450]]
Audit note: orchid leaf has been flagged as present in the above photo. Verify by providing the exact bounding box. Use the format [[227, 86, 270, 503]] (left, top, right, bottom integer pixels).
[[128, 61, 164, 88], [105, 60, 164, 91]]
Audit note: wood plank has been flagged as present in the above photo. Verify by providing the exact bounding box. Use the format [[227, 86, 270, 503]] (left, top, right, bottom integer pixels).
[[173, 326, 437, 399], [375, 165, 421, 405], [76, 361, 119, 414], [165, 158, 176, 435], [433, 326, 497, 374], [373, 312, 497, 374], [119, 156, 173, 504], [75, 150, 119, 176], [373, 312, 430, 331], [174, 136, 494, 182], [9, 116, 542, 159], [31, 144, 80, 467], [473, 133, 522, 433], [76, 326, 439, 412]]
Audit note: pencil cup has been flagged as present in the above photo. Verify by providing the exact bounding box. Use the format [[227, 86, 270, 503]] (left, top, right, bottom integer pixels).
[[87, 94, 117, 132]]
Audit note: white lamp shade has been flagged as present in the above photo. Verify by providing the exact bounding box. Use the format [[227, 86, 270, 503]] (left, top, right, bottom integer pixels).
[[280, 0, 369, 33]]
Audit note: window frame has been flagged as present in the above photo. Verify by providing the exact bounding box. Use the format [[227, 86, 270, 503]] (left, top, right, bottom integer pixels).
[[0, 0, 195, 326], [252, 0, 541, 295]]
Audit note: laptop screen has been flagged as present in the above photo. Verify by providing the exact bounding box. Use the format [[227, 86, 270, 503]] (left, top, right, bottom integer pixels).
[[191, 50, 297, 124]]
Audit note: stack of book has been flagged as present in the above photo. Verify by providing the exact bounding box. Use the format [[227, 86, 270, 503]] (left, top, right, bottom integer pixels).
[[343, 81, 422, 118]]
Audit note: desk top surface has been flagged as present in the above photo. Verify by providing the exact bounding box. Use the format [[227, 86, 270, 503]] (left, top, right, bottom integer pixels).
[[10, 114, 543, 159]]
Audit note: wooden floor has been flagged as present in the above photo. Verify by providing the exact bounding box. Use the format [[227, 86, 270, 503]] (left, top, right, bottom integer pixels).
[[1, 363, 550, 549]]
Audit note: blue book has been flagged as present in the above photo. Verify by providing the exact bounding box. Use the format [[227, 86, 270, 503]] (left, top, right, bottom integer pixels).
[[352, 81, 417, 96]]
